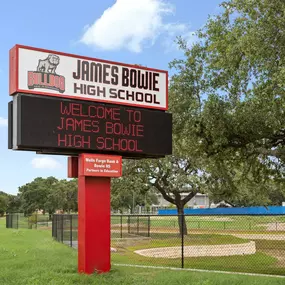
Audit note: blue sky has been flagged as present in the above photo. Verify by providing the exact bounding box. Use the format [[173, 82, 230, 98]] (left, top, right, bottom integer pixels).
[[0, 0, 222, 195]]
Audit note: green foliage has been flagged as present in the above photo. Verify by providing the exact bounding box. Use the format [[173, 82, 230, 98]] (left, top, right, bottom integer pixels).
[[18, 177, 78, 215], [113, 0, 285, 223], [6, 195, 22, 213], [0, 191, 20, 216], [0, 194, 8, 216], [111, 162, 158, 212], [165, 0, 285, 207]]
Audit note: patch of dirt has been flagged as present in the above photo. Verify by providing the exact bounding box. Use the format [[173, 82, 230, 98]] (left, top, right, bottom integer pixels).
[[231, 234, 285, 240], [256, 223, 285, 231], [134, 242, 256, 258], [194, 217, 234, 222]]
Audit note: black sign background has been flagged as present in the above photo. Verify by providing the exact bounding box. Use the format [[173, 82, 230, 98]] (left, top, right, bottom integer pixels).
[[12, 94, 172, 158]]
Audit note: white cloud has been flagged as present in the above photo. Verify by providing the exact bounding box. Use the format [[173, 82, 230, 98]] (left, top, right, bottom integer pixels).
[[80, 0, 194, 53], [31, 156, 63, 170], [0, 117, 8, 127]]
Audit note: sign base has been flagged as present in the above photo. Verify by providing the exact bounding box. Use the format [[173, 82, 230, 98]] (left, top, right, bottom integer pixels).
[[78, 175, 111, 274], [69, 154, 122, 274]]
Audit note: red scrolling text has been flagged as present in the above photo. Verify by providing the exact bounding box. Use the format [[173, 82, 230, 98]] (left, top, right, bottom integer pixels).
[[57, 134, 91, 148], [96, 137, 142, 152], [59, 101, 121, 121], [56, 101, 145, 153]]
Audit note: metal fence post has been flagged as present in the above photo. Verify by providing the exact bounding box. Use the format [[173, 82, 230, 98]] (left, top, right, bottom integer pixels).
[[181, 214, 184, 269], [35, 213, 37, 230], [70, 215, 73, 248], [6, 214, 9, 228], [61, 215, 64, 243], [128, 215, 130, 234], [52, 215, 54, 237], [137, 216, 139, 235], [148, 215, 150, 237], [120, 215, 123, 238], [17, 213, 19, 229], [53, 215, 56, 239], [56, 215, 58, 241]]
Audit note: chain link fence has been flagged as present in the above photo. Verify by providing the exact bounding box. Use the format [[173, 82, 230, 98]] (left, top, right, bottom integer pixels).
[[6, 213, 50, 229], [52, 214, 78, 247], [51, 213, 285, 276], [6, 213, 285, 275]]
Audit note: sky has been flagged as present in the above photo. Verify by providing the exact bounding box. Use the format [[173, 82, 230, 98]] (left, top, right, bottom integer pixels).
[[0, 0, 222, 195]]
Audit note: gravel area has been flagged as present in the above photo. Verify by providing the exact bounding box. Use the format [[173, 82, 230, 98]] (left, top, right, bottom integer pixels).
[[134, 241, 256, 258]]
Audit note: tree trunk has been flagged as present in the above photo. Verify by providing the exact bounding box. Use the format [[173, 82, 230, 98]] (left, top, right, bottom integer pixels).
[[177, 206, 187, 236]]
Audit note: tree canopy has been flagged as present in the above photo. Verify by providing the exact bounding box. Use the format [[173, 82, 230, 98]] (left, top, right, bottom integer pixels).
[[18, 177, 78, 215], [118, 0, 285, 234]]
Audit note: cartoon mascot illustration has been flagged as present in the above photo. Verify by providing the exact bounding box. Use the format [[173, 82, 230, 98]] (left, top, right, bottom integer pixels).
[[37, 54, 60, 74]]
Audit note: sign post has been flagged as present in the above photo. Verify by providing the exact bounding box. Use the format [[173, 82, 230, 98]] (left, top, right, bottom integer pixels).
[[8, 44, 172, 275], [78, 174, 111, 274], [73, 154, 122, 274]]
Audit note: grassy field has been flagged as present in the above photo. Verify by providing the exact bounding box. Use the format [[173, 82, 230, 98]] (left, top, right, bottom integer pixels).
[[114, 233, 249, 250], [112, 239, 285, 275], [2, 218, 285, 284], [111, 228, 285, 275], [50, 214, 285, 276], [110, 215, 285, 233]]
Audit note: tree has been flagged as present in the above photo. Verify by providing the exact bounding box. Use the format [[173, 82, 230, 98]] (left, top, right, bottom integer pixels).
[[18, 177, 78, 216], [111, 162, 158, 213], [169, 0, 285, 197], [0, 191, 21, 214], [128, 0, 285, 235], [52, 179, 78, 213], [6, 194, 22, 213], [135, 157, 208, 235], [19, 176, 58, 215], [0, 194, 8, 216], [184, 0, 285, 161]]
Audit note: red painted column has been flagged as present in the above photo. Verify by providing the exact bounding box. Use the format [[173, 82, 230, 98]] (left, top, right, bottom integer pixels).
[[77, 166, 111, 274]]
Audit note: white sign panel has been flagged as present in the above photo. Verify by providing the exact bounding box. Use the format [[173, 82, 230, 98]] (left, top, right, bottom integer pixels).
[[9, 45, 168, 110]]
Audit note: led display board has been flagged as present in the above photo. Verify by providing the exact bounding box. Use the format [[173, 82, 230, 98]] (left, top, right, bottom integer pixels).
[[10, 94, 172, 158]]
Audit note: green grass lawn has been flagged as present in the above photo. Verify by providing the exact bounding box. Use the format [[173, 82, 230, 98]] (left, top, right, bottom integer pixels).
[[2, 218, 285, 284], [112, 231, 285, 276], [118, 234, 249, 251]]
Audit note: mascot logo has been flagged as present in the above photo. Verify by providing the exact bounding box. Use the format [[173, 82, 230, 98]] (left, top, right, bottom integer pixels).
[[27, 54, 65, 93]]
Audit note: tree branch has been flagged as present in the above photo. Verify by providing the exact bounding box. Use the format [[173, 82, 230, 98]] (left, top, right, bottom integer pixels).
[[153, 180, 175, 204], [182, 191, 198, 206]]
